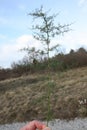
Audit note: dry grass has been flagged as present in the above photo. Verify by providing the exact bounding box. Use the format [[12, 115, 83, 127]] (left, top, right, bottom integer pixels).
[[0, 66, 87, 124]]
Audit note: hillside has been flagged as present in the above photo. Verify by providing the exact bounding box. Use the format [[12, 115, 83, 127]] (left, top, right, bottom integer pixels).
[[0, 66, 87, 124], [0, 47, 87, 81]]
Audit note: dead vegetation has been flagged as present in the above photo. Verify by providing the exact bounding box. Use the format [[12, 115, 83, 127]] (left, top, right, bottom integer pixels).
[[0, 66, 87, 124]]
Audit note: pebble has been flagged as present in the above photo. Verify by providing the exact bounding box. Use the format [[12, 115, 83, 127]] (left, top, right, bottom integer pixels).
[[0, 118, 87, 130]]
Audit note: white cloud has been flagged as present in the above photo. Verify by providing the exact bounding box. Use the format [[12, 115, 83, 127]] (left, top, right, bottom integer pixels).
[[59, 31, 87, 52], [78, 0, 87, 13], [0, 32, 87, 68], [79, 0, 87, 5], [0, 34, 42, 68], [16, 35, 42, 49]]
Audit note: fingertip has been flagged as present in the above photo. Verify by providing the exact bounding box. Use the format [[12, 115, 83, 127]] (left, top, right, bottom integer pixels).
[[33, 120, 46, 129]]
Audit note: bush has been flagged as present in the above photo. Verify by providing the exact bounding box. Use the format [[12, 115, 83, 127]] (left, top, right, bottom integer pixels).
[[0, 47, 87, 81]]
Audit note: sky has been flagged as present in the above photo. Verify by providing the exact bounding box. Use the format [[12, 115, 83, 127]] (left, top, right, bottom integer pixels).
[[0, 0, 87, 68]]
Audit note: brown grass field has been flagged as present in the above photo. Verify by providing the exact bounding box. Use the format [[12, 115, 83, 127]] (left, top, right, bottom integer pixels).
[[0, 66, 87, 124]]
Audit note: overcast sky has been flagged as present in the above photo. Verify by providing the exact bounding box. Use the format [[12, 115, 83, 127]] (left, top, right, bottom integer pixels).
[[0, 0, 87, 68]]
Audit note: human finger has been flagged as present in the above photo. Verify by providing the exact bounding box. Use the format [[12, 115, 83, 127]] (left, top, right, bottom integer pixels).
[[20, 120, 46, 130]]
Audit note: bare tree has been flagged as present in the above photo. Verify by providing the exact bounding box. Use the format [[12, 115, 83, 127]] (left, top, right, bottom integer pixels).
[[28, 6, 71, 61], [20, 46, 40, 63], [28, 6, 71, 125]]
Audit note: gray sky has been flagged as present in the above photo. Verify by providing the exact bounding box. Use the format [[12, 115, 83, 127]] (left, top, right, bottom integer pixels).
[[0, 0, 87, 68]]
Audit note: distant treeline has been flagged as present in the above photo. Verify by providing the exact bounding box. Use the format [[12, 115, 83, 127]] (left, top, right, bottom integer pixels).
[[0, 47, 87, 81]]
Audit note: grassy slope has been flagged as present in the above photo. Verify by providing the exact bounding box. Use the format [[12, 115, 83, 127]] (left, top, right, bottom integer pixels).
[[0, 66, 87, 124]]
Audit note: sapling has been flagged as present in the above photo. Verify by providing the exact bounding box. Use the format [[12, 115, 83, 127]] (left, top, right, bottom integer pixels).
[[28, 6, 71, 126]]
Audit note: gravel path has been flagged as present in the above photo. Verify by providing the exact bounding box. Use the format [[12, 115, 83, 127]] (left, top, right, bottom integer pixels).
[[0, 118, 87, 130]]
